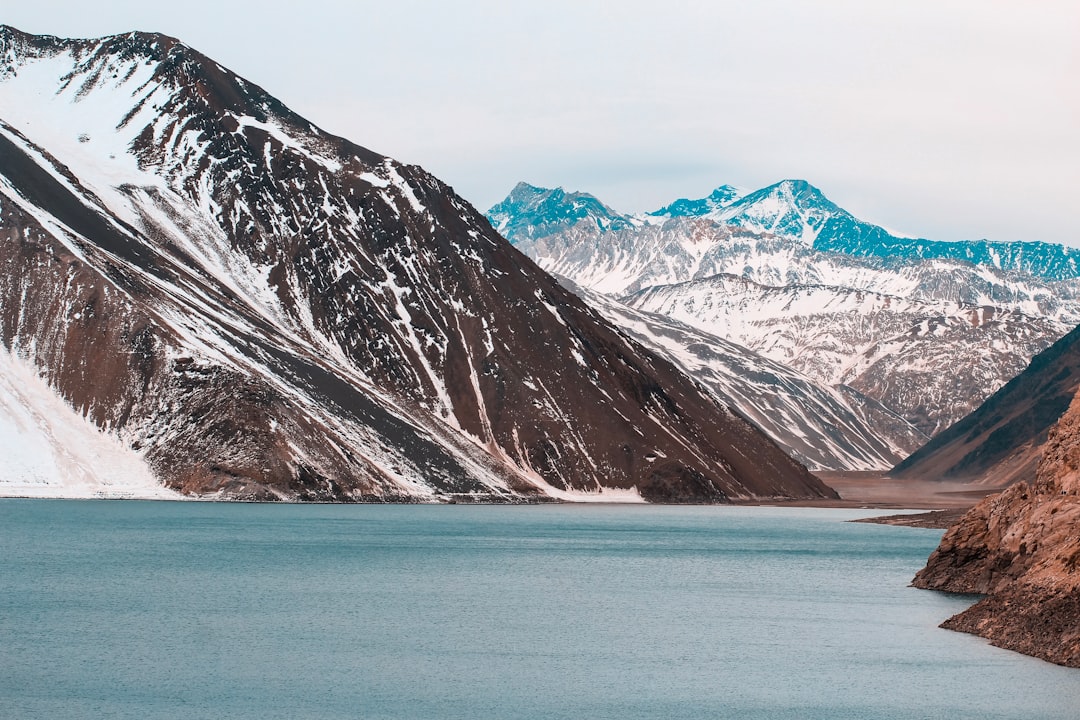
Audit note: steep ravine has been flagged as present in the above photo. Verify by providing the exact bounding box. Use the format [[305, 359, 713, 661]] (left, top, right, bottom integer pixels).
[[913, 391, 1080, 667]]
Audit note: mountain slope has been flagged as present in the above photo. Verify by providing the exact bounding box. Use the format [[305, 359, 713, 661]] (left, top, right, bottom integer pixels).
[[0, 26, 834, 502], [0, 344, 179, 499], [570, 284, 926, 470], [892, 324, 1080, 486], [626, 275, 1068, 436]]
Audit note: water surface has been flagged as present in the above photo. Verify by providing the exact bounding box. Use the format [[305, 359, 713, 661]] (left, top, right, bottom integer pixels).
[[2, 501, 1078, 719]]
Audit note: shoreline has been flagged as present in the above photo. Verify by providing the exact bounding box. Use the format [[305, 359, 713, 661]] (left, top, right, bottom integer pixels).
[[737, 471, 997, 528], [0, 472, 998, 519], [745, 471, 997, 510]]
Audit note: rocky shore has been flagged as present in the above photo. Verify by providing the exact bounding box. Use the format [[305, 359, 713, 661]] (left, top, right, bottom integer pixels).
[[912, 393, 1080, 667]]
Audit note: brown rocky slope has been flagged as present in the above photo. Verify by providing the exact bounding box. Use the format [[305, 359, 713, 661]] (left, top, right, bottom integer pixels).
[[913, 391, 1080, 667], [0, 27, 834, 502]]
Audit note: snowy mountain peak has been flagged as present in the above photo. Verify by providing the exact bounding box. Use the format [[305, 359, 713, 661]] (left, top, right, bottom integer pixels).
[[486, 182, 631, 242], [648, 184, 745, 218], [715, 179, 845, 244]]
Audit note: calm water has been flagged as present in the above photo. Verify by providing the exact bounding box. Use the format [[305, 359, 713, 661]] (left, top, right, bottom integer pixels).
[[2, 501, 1079, 719]]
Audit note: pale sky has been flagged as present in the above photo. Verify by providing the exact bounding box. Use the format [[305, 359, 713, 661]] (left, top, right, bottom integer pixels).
[[5, 1, 1079, 245]]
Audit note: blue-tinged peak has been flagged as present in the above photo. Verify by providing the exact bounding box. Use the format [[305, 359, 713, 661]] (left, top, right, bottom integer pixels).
[[743, 179, 840, 212], [487, 182, 631, 242], [648, 184, 744, 218]]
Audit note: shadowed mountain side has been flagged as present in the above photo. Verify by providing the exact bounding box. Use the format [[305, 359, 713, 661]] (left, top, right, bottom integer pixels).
[[891, 324, 1080, 486]]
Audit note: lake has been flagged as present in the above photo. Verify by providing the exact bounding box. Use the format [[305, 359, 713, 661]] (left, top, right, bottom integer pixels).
[[2, 500, 1078, 719]]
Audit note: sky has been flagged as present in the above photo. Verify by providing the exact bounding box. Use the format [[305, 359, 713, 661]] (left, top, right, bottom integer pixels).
[[5, 1, 1079, 245]]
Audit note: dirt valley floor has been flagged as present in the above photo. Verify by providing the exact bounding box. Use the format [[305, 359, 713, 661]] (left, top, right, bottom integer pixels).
[[758, 471, 1002, 528]]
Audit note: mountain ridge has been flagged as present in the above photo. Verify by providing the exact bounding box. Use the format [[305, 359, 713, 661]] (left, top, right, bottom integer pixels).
[[489, 180, 1080, 280], [489, 180, 1077, 441]]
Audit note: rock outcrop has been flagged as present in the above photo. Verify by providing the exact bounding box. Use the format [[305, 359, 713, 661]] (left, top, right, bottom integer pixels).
[[913, 391, 1080, 667]]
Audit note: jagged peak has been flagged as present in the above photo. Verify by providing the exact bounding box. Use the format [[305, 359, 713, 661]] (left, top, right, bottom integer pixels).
[[493, 181, 620, 215], [0, 27, 384, 166], [708, 184, 743, 200], [487, 182, 631, 241], [0, 25, 184, 61], [648, 184, 745, 218], [739, 178, 836, 208]]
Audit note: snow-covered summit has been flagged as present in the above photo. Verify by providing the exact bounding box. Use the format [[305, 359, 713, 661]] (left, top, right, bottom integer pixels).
[[648, 185, 745, 218], [489, 179, 1080, 280], [486, 181, 632, 241]]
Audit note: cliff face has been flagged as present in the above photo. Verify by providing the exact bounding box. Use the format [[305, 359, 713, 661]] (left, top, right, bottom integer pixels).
[[913, 391, 1080, 666]]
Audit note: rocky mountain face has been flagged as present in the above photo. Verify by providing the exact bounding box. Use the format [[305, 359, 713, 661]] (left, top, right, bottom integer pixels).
[[913, 389, 1080, 667], [627, 276, 1068, 437], [489, 183, 1079, 447], [0, 26, 836, 502], [486, 182, 633, 242], [893, 325, 1080, 486], [567, 282, 926, 470]]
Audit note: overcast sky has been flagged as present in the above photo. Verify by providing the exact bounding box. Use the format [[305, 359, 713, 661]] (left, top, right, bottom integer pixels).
[[6, 1, 1078, 244]]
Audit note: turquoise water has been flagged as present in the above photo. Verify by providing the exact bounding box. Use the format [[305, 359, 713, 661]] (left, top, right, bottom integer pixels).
[[2, 501, 1079, 719]]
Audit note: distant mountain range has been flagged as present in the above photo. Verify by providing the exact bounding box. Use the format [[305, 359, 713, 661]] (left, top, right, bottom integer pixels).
[[0, 26, 835, 502], [489, 181, 1080, 449], [491, 180, 1080, 280]]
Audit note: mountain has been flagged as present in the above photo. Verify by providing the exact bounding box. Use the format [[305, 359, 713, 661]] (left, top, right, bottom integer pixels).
[[489, 182, 1080, 441], [568, 283, 926, 470], [891, 324, 1080, 486], [0, 27, 835, 503], [486, 181, 634, 242], [912, 388, 1080, 667], [626, 275, 1069, 437], [491, 180, 1080, 281], [648, 185, 744, 218], [727, 180, 1080, 280]]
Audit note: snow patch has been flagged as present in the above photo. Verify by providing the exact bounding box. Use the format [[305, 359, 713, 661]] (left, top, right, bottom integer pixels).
[[0, 346, 178, 499]]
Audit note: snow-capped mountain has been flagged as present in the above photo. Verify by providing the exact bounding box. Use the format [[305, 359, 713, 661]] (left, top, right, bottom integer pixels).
[[0, 27, 835, 502], [486, 181, 634, 242], [626, 276, 1068, 436], [508, 210, 1080, 318], [648, 185, 745, 218], [570, 282, 926, 470], [722, 180, 1080, 280], [488, 182, 1080, 442], [492, 180, 1080, 281]]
